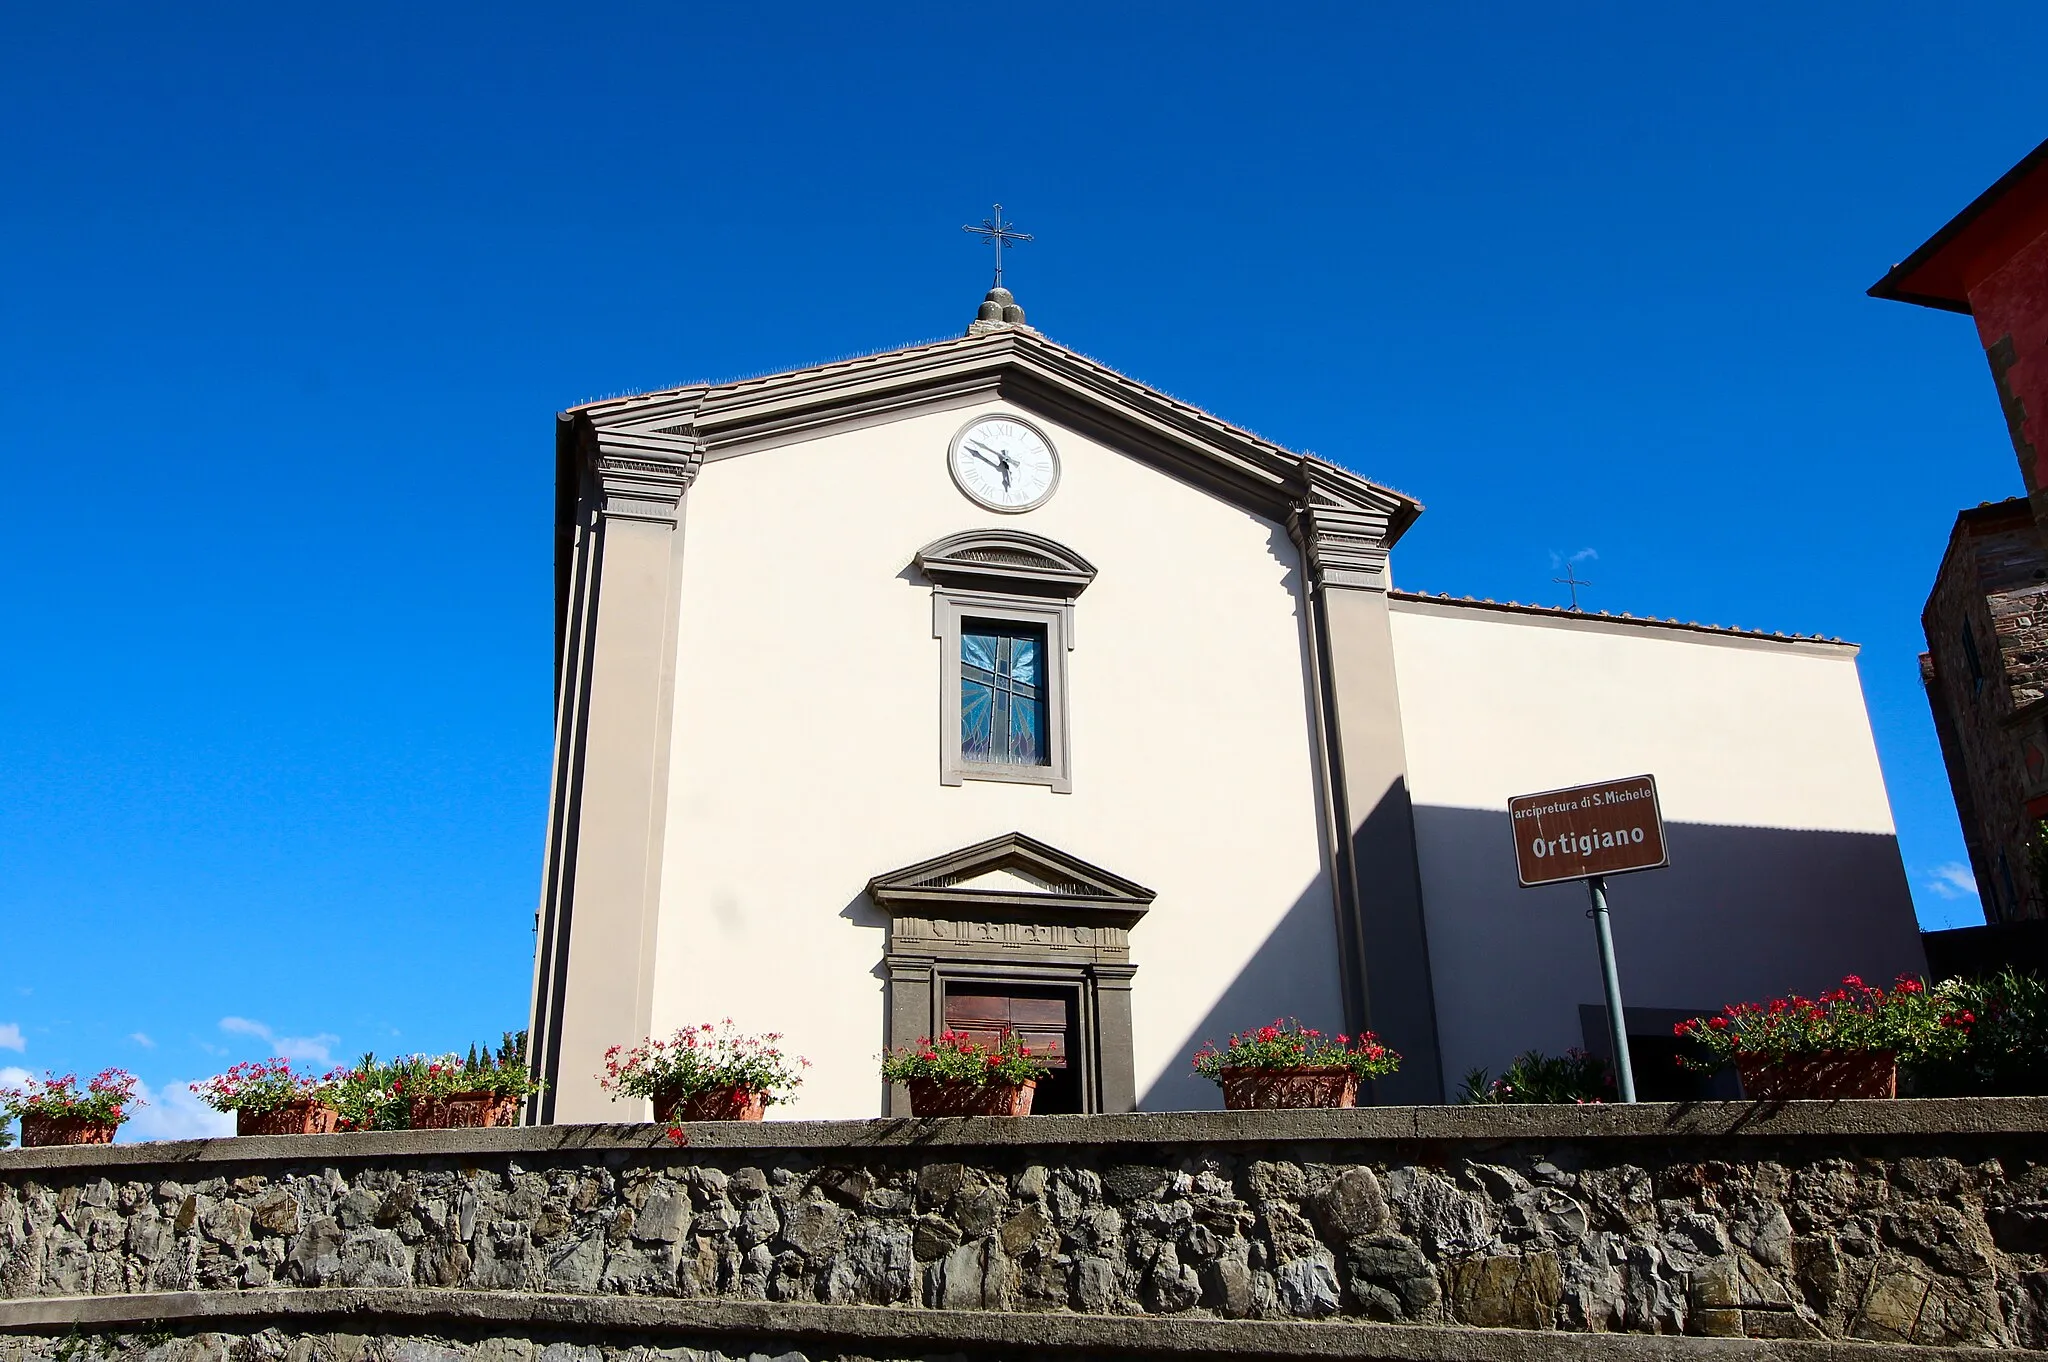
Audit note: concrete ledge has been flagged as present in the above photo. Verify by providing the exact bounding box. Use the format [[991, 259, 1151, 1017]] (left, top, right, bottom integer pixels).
[[4, 1098, 2045, 1173], [0, 1289, 2034, 1362]]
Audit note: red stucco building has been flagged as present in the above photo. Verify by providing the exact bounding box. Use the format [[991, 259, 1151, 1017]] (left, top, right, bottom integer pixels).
[[1876, 138, 2048, 924]]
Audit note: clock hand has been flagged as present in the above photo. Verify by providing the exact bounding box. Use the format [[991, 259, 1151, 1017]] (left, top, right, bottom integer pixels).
[[965, 448, 1006, 473], [966, 440, 1013, 470]]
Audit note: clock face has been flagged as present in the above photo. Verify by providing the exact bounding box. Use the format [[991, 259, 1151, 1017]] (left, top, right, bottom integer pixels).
[[948, 416, 1060, 512]]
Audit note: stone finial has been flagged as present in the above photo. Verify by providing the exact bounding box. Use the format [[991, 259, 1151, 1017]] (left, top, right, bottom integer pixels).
[[967, 286, 1035, 337]]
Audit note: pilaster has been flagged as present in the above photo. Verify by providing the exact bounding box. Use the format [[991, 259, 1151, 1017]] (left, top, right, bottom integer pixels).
[[1290, 471, 1444, 1104], [530, 418, 702, 1123], [1088, 962, 1139, 1114]]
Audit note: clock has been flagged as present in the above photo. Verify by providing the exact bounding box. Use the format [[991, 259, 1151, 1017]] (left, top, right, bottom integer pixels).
[[947, 415, 1060, 513]]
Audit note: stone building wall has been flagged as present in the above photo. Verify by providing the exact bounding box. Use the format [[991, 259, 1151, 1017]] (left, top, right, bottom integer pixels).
[[3, 1106, 2048, 1356], [1922, 497, 2048, 922]]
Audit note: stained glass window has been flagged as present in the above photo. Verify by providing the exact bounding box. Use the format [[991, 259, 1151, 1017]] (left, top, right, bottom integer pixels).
[[961, 622, 1047, 766]]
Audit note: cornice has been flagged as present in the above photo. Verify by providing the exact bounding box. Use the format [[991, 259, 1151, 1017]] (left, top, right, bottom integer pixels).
[[561, 330, 1422, 538], [867, 830, 1156, 928], [573, 411, 706, 529], [1287, 460, 1409, 592], [914, 529, 1097, 599]]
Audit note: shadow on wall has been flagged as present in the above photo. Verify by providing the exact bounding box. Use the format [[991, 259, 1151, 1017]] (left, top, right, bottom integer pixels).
[[1136, 882, 1350, 1114], [1414, 805, 1929, 1094]]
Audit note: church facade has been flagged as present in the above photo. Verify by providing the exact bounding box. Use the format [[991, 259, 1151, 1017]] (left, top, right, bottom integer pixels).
[[528, 289, 1925, 1123]]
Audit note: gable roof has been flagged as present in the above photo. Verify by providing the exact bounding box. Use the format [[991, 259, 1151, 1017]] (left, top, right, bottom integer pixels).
[[559, 326, 1420, 533], [552, 324, 1427, 672], [1869, 137, 2048, 314]]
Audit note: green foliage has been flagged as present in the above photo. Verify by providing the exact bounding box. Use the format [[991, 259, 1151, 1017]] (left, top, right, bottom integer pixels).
[[51, 1328, 127, 1362], [880, 1031, 1052, 1087], [327, 1054, 412, 1131], [407, 1031, 545, 1100], [326, 1031, 543, 1129], [1459, 1048, 1615, 1104], [1675, 975, 1972, 1069], [1191, 1019, 1401, 1082], [1906, 969, 2048, 1096], [602, 1022, 811, 1105], [51, 1327, 95, 1362]]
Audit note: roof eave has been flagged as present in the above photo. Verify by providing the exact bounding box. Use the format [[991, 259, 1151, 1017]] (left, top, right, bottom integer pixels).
[[1869, 136, 2048, 312]]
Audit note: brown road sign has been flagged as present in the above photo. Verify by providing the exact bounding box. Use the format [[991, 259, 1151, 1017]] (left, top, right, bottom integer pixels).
[[1509, 775, 1668, 887]]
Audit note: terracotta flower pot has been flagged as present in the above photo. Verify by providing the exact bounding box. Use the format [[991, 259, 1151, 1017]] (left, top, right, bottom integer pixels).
[[653, 1087, 767, 1122], [408, 1091, 520, 1130], [236, 1100, 341, 1136], [905, 1079, 1036, 1117], [19, 1116, 120, 1147], [1736, 1051, 1897, 1100], [1219, 1066, 1359, 1110]]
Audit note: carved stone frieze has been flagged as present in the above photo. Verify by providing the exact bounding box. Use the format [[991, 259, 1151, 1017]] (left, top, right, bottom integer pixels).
[[890, 914, 1129, 960]]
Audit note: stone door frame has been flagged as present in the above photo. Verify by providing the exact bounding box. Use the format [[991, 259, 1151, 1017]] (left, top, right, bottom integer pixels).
[[867, 831, 1155, 1116]]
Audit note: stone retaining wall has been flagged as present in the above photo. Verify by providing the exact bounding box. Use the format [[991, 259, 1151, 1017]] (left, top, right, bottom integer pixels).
[[3, 1102, 2047, 1357]]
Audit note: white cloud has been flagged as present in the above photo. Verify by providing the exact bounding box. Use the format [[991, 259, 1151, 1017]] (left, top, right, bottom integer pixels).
[[121, 1079, 233, 1143], [129, 1032, 155, 1049], [1925, 863, 1981, 901], [0, 1066, 29, 1088], [0, 1024, 22, 1052], [219, 1016, 340, 1065]]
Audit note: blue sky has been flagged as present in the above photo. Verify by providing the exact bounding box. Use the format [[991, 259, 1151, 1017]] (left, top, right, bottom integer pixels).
[[0, 3, 2033, 1135]]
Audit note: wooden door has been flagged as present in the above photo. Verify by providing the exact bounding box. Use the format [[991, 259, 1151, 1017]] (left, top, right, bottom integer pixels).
[[942, 985, 1083, 1112]]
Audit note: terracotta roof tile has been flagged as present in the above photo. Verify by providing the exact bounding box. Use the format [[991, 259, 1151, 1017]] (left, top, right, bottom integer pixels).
[[1390, 590, 1853, 647]]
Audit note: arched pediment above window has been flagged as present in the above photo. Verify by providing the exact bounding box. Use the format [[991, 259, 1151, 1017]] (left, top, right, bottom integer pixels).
[[913, 529, 1096, 598]]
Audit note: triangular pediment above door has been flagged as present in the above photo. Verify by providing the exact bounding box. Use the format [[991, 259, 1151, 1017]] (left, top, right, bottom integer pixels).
[[866, 831, 1155, 927]]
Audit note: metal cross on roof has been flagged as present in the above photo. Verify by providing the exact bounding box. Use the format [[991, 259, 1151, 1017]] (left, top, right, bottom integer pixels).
[[1552, 560, 1593, 611], [963, 204, 1033, 287]]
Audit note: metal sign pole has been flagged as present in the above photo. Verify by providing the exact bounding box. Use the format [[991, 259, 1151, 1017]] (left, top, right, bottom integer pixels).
[[1587, 875, 1637, 1103]]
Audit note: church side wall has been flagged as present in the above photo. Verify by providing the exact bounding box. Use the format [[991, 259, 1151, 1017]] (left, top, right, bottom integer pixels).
[[1387, 600, 1926, 1097], [597, 400, 1340, 1121]]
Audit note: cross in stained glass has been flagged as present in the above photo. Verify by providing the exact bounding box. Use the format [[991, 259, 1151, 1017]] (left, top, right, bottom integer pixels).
[[961, 624, 1046, 766]]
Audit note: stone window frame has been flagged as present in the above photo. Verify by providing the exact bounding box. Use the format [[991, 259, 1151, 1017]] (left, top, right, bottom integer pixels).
[[915, 530, 1096, 795]]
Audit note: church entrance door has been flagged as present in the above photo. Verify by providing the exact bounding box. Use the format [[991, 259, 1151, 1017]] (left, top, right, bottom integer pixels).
[[942, 985, 1082, 1114]]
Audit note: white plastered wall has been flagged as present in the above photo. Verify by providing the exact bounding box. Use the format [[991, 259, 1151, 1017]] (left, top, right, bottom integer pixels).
[[1389, 601, 1926, 1096], [621, 400, 1341, 1120]]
